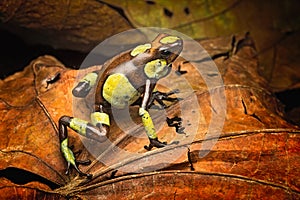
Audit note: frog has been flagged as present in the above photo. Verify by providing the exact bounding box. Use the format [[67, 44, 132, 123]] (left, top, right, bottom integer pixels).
[[58, 33, 183, 178]]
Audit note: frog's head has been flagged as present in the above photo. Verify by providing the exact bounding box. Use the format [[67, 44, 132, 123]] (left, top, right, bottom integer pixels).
[[154, 33, 183, 64], [131, 33, 183, 79]]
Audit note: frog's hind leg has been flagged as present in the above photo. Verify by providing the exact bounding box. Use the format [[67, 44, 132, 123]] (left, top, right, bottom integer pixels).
[[58, 113, 109, 177], [63, 152, 92, 178], [59, 128, 92, 178]]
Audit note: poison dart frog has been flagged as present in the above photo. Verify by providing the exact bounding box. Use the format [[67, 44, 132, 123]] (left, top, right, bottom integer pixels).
[[59, 33, 183, 177]]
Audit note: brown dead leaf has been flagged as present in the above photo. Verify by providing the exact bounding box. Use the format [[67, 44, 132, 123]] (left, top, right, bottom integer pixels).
[[0, 56, 69, 187], [0, 0, 133, 52], [0, 34, 300, 199], [0, 177, 63, 199], [67, 172, 300, 199]]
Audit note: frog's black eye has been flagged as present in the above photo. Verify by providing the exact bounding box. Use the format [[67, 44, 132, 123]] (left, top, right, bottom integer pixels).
[[160, 49, 172, 57]]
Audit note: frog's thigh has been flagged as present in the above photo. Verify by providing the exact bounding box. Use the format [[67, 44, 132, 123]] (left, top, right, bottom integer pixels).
[[102, 73, 140, 109]]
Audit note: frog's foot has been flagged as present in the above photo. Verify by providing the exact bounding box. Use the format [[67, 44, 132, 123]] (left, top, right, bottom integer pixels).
[[62, 146, 92, 178], [167, 116, 185, 134], [150, 89, 182, 109], [144, 138, 167, 151], [76, 159, 93, 179], [65, 159, 93, 179]]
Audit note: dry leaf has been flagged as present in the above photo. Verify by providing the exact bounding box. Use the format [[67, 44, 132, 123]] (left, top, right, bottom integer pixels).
[[0, 34, 299, 199]]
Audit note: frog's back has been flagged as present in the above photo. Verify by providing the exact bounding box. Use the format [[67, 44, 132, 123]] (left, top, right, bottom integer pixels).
[[95, 50, 146, 109]]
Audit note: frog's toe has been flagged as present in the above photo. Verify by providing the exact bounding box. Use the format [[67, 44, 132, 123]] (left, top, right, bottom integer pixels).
[[76, 159, 91, 165], [73, 164, 93, 178], [65, 162, 71, 175], [144, 144, 153, 151], [145, 138, 167, 150]]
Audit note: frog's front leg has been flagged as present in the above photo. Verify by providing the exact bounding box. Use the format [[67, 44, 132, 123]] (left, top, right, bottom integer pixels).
[[59, 109, 110, 178], [140, 79, 167, 150], [139, 108, 167, 150]]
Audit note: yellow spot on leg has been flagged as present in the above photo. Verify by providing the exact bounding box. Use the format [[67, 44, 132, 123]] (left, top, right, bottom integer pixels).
[[61, 138, 76, 166], [139, 108, 157, 139], [91, 112, 110, 126], [70, 118, 88, 136], [82, 72, 98, 86]]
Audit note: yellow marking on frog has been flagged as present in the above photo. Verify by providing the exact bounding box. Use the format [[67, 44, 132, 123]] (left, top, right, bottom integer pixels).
[[102, 73, 140, 109], [160, 36, 180, 44], [61, 138, 76, 166], [139, 108, 157, 139], [130, 43, 151, 57], [70, 118, 88, 136], [91, 112, 110, 126], [81, 72, 98, 87], [144, 59, 168, 79]]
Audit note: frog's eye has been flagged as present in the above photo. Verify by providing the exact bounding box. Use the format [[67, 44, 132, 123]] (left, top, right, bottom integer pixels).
[[159, 48, 172, 57], [158, 35, 182, 58]]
